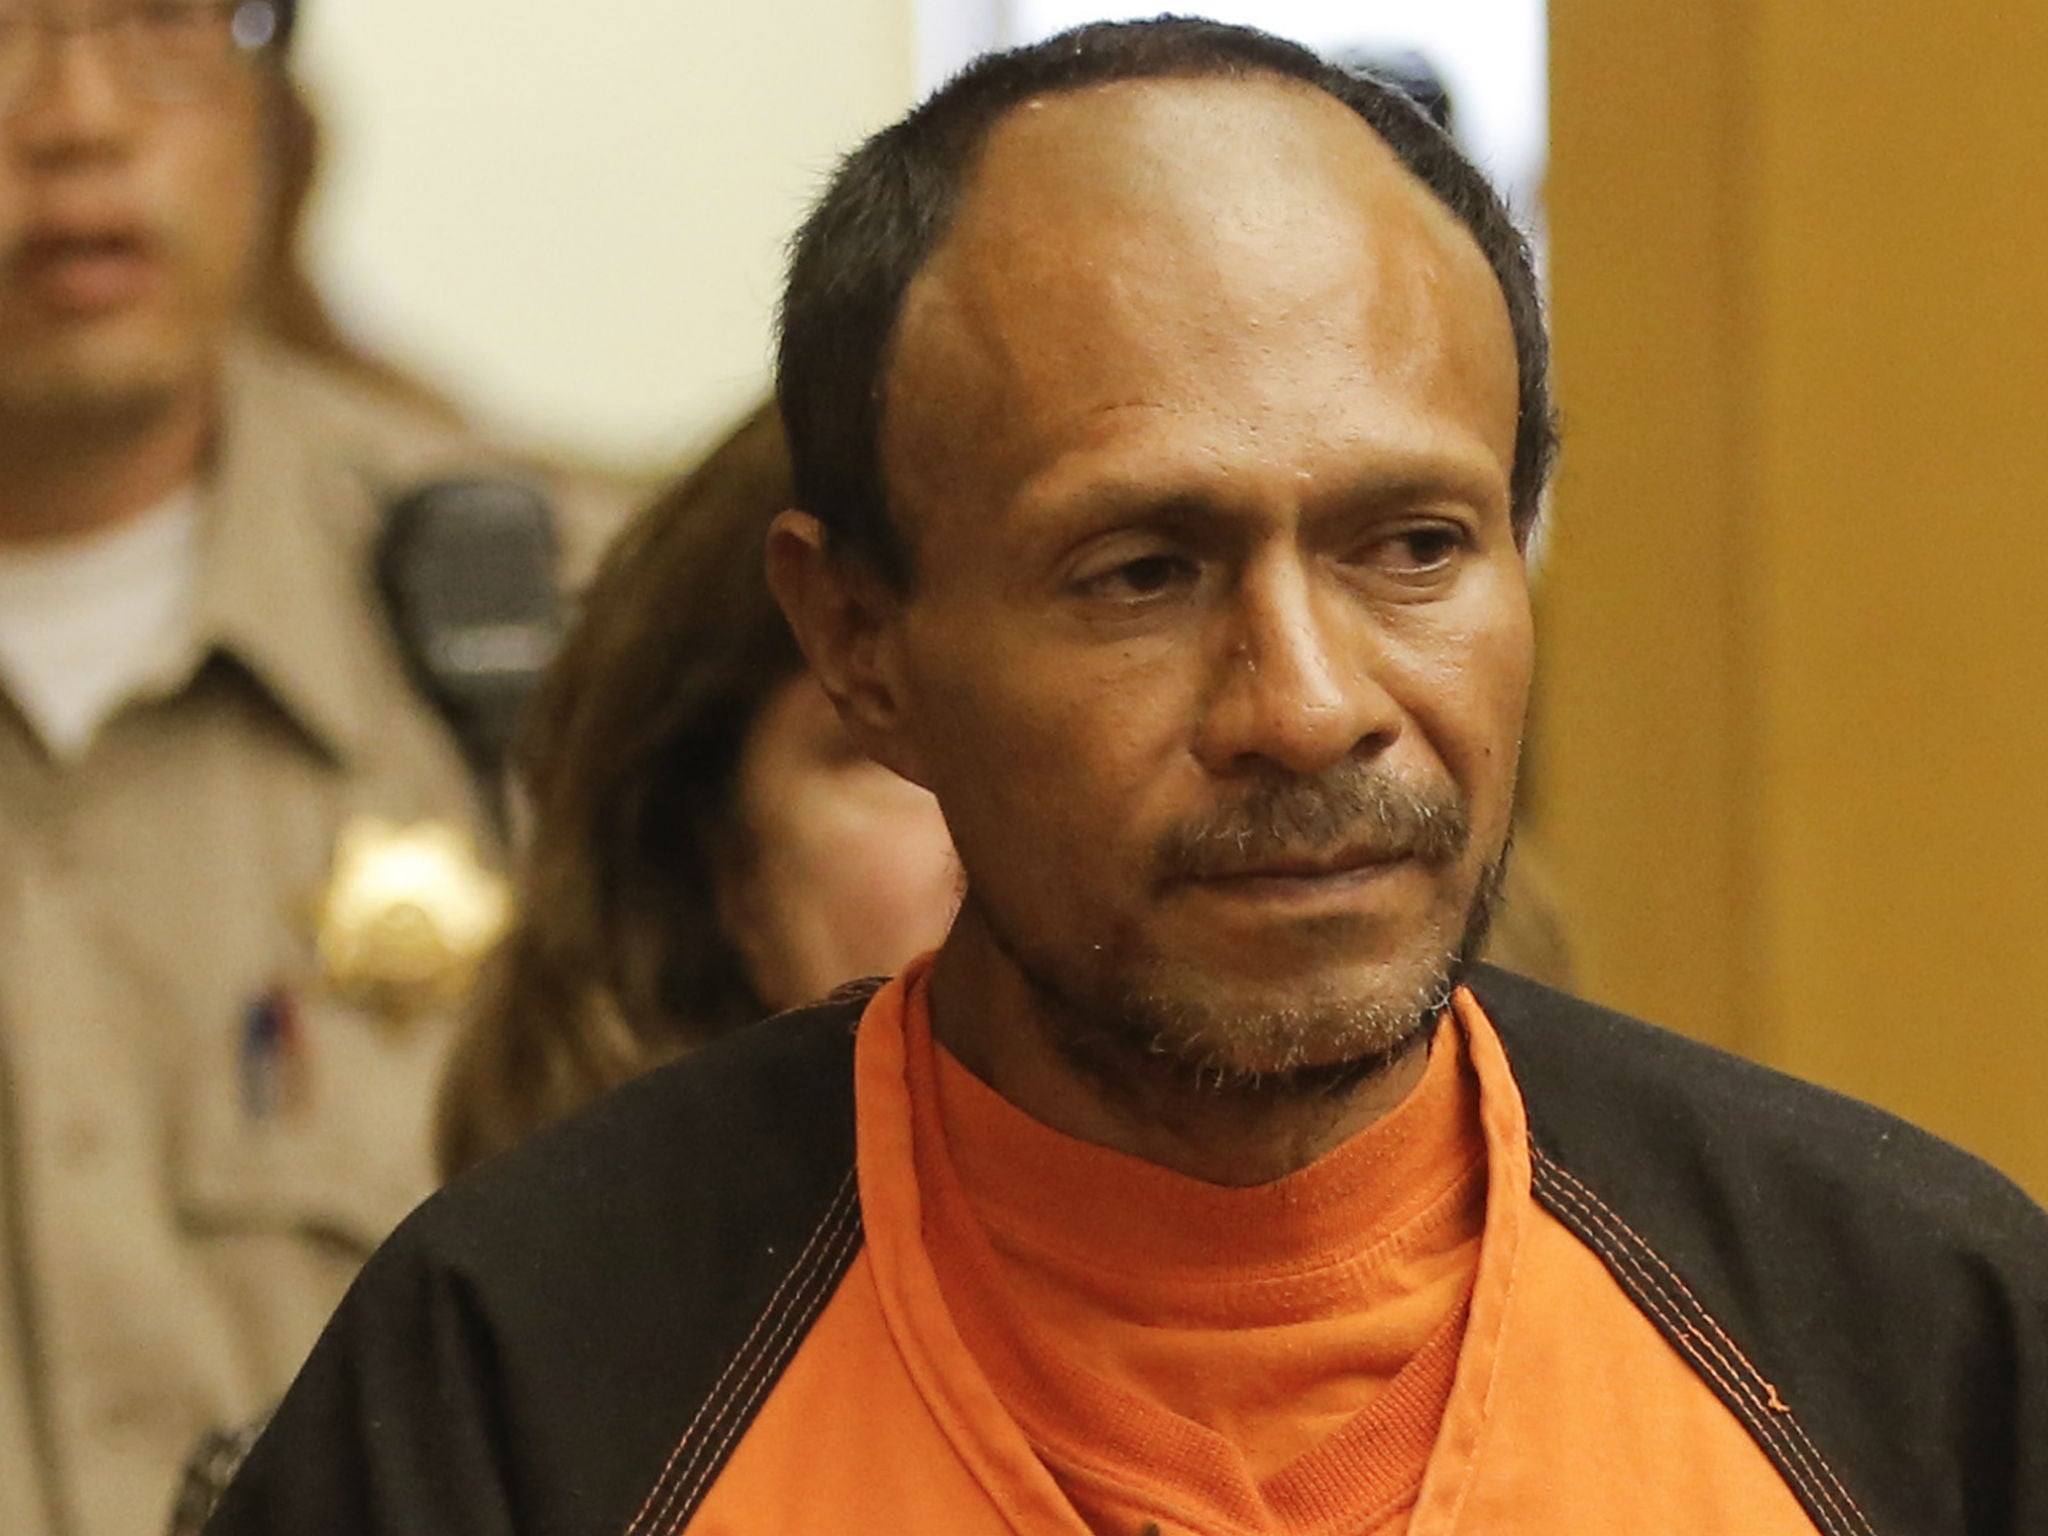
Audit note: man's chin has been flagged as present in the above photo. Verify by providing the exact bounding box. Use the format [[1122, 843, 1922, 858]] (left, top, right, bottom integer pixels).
[[1037, 946, 1462, 1101], [1184, 948, 1450, 1039], [969, 845, 1506, 1104]]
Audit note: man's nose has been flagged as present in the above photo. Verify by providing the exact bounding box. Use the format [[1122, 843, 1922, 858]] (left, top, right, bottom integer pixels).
[[13, 29, 137, 160], [1191, 555, 1402, 779]]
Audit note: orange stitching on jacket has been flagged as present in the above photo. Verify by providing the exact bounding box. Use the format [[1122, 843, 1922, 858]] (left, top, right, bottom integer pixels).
[[643, 1185, 860, 1535], [658, 1204, 864, 1534], [1531, 1162, 1854, 1533], [1536, 1172, 1823, 1505], [624, 1170, 859, 1536], [1533, 1155, 1874, 1536], [1535, 1156, 1876, 1536], [641, 1183, 860, 1535]]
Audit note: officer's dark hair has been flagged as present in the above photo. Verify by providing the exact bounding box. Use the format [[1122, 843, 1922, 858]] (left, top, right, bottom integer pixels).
[[777, 15, 1558, 589]]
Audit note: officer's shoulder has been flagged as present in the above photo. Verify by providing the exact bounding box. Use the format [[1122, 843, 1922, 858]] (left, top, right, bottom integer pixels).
[[1468, 963, 2048, 1256], [230, 338, 636, 568], [233, 338, 486, 484]]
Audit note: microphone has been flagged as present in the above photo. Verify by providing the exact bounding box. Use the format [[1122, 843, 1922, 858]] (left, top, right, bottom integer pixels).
[[376, 478, 563, 798]]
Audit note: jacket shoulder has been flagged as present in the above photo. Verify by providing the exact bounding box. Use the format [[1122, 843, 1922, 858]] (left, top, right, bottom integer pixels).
[[410, 988, 865, 1293], [1467, 964, 2048, 1536], [1467, 964, 2045, 1250]]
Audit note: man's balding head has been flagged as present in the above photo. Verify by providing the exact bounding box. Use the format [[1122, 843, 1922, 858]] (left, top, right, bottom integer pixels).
[[777, 16, 1553, 589], [882, 73, 1520, 576]]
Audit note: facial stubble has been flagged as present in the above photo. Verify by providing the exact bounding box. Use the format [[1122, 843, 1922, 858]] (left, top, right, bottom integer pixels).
[[973, 764, 1513, 1109]]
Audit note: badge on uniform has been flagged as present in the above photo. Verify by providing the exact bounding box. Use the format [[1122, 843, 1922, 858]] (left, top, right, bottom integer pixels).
[[310, 815, 511, 1029]]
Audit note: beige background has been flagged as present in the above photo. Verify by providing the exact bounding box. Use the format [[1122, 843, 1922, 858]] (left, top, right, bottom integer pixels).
[[294, 0, 915, 468]]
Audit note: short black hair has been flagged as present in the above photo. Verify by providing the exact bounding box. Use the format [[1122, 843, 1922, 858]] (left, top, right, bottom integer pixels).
[[777, 16, 1557, 587]]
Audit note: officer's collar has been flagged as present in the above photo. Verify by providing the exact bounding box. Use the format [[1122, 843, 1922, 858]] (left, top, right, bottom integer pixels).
[[185, 337, 380, 765]]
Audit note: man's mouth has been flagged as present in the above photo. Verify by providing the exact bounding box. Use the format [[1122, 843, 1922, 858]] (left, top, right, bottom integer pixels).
[[1207, 846, 1407, 879], [1172, 844, 1425, 901], [10, 229, 160, 314]]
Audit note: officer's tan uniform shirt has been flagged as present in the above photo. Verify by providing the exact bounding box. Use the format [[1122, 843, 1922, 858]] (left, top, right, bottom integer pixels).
[[0, 339, 621, 1536]]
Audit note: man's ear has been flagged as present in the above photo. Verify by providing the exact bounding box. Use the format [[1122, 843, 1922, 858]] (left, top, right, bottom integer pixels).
[[765, 511, 930, 787]]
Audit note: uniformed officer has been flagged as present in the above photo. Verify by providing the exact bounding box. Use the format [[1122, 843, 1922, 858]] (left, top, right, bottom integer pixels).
[[0, 5, 619, 1534]]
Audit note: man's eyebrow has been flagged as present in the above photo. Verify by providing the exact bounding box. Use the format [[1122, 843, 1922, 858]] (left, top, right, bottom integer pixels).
[[1026, 477, 1227, 527], [1296, 441, 1520, 529], [1020, 448, 1508, 533], [1307, 463, 1510, 516]]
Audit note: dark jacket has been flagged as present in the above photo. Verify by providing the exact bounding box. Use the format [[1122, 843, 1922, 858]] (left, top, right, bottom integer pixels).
[[204, 967, 2048, 1536]]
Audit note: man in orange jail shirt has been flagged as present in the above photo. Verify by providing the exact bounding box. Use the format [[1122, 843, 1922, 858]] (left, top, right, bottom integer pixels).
[[206, 18, 2048, 1536]]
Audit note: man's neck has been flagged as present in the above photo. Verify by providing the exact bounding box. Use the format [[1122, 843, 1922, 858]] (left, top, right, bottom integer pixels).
[[927, 912, 1433, 1189], [0, 387, 214, 547]]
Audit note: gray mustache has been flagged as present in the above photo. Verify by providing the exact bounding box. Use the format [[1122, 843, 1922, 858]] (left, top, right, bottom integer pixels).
[[1155, 763, 1470, 881]]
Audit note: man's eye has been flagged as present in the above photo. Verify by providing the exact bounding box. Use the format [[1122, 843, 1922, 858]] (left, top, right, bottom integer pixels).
[[1116, 554, 1193, 594], [1073, 551, 1198, 604], [1371, 525, 1466, 577]]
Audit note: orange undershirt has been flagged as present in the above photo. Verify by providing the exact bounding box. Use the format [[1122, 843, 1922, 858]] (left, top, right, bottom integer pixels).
[[913, 971, 1485, 1536]]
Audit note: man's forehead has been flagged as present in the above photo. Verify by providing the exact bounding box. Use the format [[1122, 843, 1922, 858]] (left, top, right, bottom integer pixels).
[[881, 74, 1515, 523], [919, 76, 1465, 315]]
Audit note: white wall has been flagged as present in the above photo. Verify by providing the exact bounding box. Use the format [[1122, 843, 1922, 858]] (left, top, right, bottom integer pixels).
[[295, 1, 916, 471]]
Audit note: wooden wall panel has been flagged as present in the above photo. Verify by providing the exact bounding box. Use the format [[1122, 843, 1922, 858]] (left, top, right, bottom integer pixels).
[[1541, 0, 2048, 1197]]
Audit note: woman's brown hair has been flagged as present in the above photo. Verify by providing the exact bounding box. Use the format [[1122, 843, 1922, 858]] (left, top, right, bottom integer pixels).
[[435, 402, 805, 1178]]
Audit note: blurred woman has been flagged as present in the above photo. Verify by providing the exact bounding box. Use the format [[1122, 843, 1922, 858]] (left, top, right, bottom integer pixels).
[[434, 403, 959, 1178]]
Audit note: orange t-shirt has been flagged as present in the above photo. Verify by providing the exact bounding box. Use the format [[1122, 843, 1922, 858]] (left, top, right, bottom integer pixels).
[[924, 996, 1483, 1533], [685, 959, 1823, 1535]]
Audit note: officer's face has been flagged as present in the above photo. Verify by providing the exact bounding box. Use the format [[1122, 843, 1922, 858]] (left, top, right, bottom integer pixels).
[[0, 2, 267, 421], [871, 77, 1531, 1082]]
